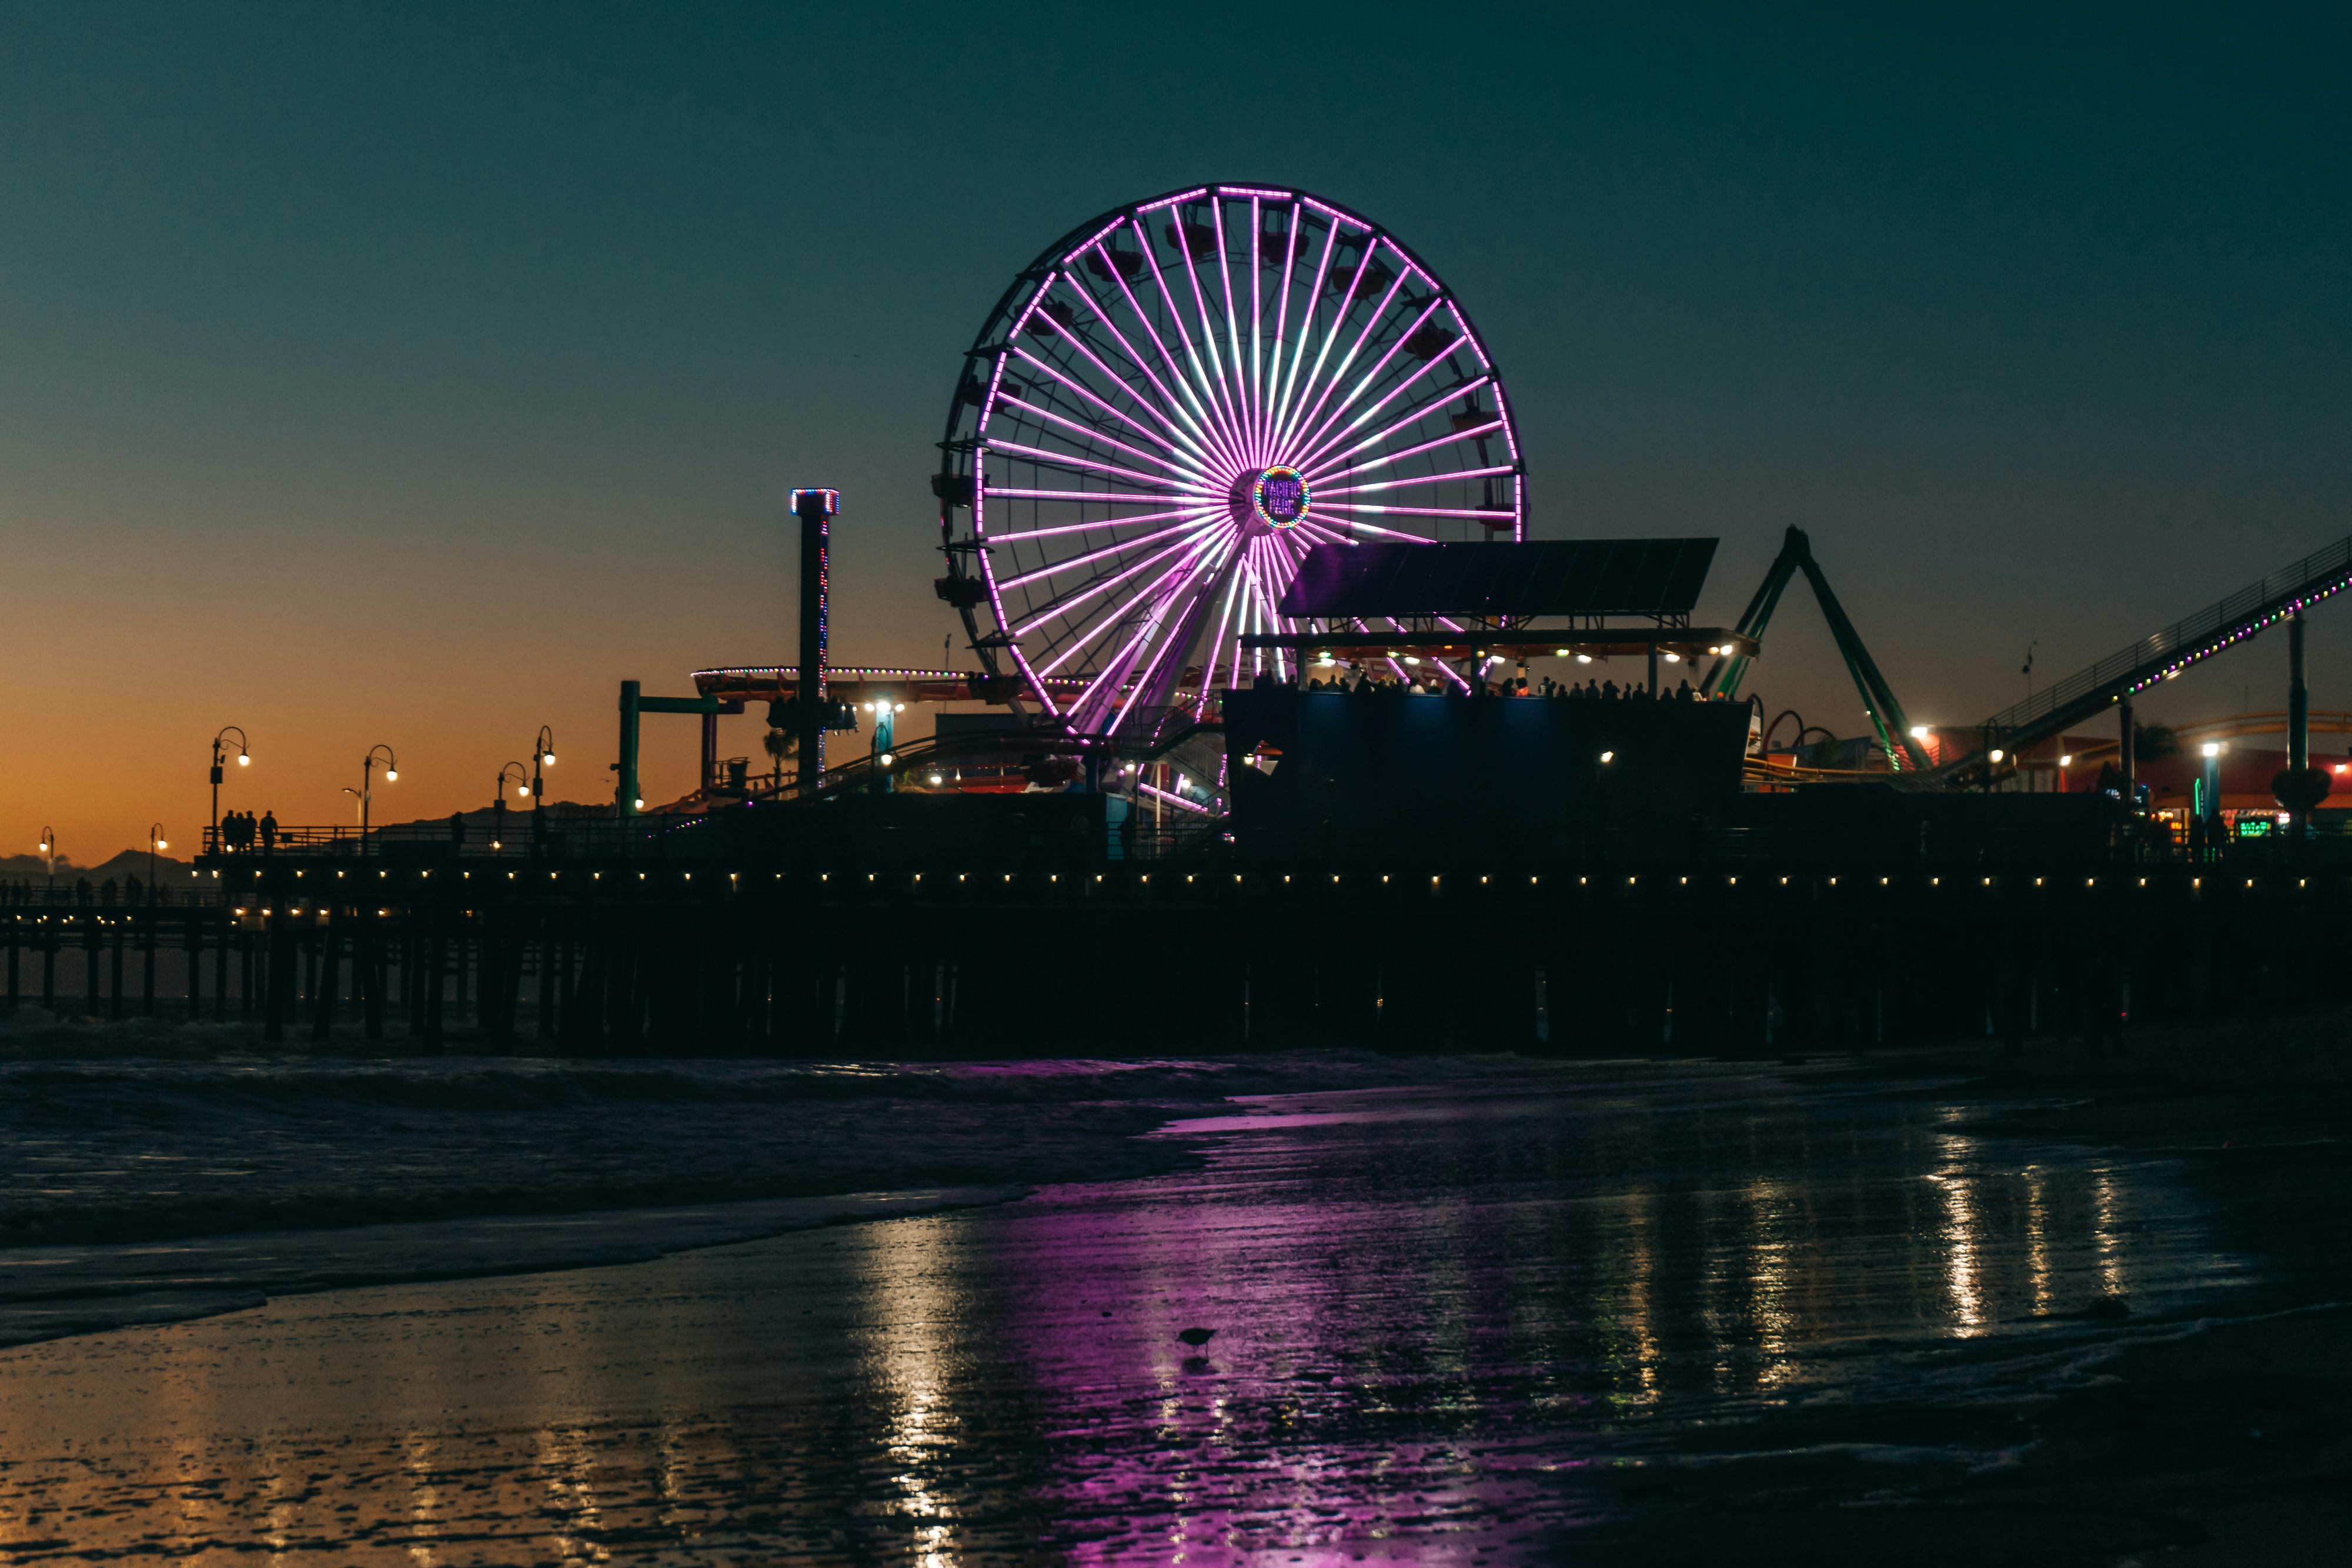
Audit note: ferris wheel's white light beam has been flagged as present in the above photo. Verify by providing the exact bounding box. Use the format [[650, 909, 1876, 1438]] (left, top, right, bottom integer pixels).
[[1175, 207, 1247, 449], [1270, 235, 1369, 454], [1095, 541, 1237, 734], [990, 393, 1208, 482], [997, 517, 1212, 591], [1289, 293, 1449, 463], [984, 437, 1209, 493], [1055, 270, 1238, 468], [1242, 195, 1261, 460], [1135, 221, 1250, 473], [1006, 345, 1204, 464], [984, 487, 1201, 506], [1295, 372, 1497, 480], [1276, 255, 1409, 459], [1322, 502, 1518, 522], [1277, 235, 1409, 453], [1315, 322, 1475, 447], [1094, 234, 1235, 462], [1317, 332, 1464, 455], [983, 504, 1218, 545], [1269, 216, 1342, 443], [1017, 523, 1224, 640], [1259, 199, 1305, 464], [1036, 524, 1232, 681], [1315, 465, 1518, 498], [1210, 200, 1251, 456], [1335, 518, 1455, 545], [1289, 290, 1442, 464], [1311, 416, 1508, 486]]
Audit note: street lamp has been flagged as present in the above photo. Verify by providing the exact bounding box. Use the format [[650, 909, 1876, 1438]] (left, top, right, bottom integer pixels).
[[148, 823, 167, 900], [530, 726, 555, 842], [37, 827, 55, 892], [494, 761, 530, 851], [360, 745, 399, 845], [209, 726, 250, 840]]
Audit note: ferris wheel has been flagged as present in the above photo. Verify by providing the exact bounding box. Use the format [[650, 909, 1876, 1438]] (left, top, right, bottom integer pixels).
[[935, 183, 1527, 734]]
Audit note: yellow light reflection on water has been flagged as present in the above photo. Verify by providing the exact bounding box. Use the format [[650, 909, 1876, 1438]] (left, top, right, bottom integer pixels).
[[1932, 1132, 1987, 1336]]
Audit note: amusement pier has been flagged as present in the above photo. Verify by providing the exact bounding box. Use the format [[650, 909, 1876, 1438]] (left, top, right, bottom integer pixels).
[[12, 184, 2352, 1054]]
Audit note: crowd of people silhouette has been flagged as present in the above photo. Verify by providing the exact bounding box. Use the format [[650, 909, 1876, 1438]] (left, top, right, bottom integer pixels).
[[1291, 668, 1704, 701], [216, 810, 279, 851]]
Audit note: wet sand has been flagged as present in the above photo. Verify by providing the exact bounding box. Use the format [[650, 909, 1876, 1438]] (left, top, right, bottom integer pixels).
[[0, 1048, 2345, 1563]]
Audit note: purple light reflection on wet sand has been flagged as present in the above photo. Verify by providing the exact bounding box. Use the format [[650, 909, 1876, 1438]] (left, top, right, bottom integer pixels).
[[0, 1062, 2254, 1563]]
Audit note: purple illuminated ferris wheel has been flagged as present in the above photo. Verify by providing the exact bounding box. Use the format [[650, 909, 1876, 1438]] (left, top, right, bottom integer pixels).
[[935, 183, 1527, 733]]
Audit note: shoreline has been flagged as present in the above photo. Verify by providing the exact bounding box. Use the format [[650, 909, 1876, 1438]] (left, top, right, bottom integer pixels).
[[0, 1184, 1031, 1351]]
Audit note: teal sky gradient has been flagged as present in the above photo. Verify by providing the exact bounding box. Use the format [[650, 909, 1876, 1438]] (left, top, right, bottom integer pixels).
[[4, 4, 2347, 854]]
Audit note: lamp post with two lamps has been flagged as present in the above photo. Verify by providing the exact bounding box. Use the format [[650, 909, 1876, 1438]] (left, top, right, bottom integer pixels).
[[493, 762, 532, 851], [37, 828, 56, 894], [147, 824, 167, 902], [530, 727, 556, 844], [209, 726, 250, 842], [359, 745, 399, 847]]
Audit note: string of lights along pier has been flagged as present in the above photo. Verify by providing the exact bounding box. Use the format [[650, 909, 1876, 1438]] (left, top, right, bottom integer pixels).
[[934, 184, 1527, 735]]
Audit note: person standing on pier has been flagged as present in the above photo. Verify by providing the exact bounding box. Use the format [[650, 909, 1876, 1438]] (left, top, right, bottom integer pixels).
[[259, 811, 278, 852]]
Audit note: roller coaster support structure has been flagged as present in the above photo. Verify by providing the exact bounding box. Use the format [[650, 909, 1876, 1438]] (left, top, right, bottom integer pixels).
[[1700, 527, 1930, 771]]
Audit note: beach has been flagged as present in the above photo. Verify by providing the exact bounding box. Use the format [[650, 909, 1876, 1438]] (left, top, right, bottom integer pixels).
[[2, 1034, 2344, 1562]]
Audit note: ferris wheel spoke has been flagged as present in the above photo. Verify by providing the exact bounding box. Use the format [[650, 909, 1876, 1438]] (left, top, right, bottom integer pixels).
[[1170, 209, 1247, 462], [1287, 358, 1484, 477], [1311, 516, 1452, 544], [1262, 200, 1305, 467], [1285, 294, 1449, 466], [1023, 313, 1225, 471], [1209, 200, 1253, 462], [1124, 225, 1232, 460], [1134, 222, 1247, 475], [1246, 198, 1266, 464], [1065, 529, 1236, 713], [983, 437, 1212, 495], [1272, 229, 1399, 455], [1269, 216, 1343, 452], [1054, 268, 1229, 469], [989, 394, 1205, 482], [1100, 228, 1237, 469], [985, 504, 1221, 544], [1194, 554, 1249, 714], [1269, 223, 1372, 457], [997, 515, 1215, 591], [1316, 464, 1517, 497], [1007, 346, 1210, 468], [1307, 416, 1506, 486], [983, 486, 1208, 506], [1104, 537, 1238, 731], [1290, 517, 1359, 548], [1319, 501, 1518, 522], [1278, 259, 1411, 461], [1301, 373, 1492, 473], [1015, 523, 1224, 640]]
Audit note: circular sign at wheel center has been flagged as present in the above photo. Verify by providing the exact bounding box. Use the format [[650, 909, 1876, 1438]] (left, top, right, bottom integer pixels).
[[1247, 465, 1311, 531]]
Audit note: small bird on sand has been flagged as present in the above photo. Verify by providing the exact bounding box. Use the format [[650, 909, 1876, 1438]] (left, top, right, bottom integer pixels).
[[1178, 1326, 1217, 1347]]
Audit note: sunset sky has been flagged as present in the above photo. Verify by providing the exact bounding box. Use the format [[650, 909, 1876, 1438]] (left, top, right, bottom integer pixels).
[[5, 4, 2347, 860]]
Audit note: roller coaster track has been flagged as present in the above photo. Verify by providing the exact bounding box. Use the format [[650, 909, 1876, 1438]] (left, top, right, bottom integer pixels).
[[1930, 532, 2352, 784]]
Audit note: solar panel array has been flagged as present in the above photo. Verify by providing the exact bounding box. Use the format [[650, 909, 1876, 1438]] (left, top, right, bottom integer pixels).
[[1278, 540, 1718, 619]]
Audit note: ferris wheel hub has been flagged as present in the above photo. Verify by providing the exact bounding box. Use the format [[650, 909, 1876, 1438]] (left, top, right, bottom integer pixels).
[[1235, 465, 1312, 535]]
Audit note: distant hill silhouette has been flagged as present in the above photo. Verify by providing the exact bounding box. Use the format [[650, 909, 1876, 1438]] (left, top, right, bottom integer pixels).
[[4, 801, 622, 882], [0, 850, 195, 885]]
